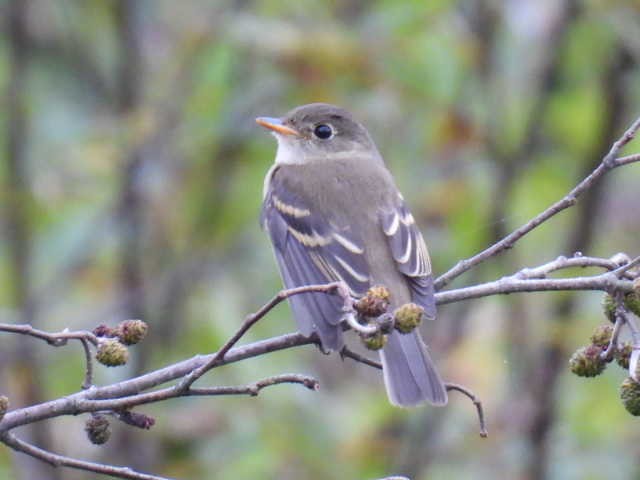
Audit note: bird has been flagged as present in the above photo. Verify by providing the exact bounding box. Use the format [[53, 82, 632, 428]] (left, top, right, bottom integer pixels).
[[257, 103, 447, 407]]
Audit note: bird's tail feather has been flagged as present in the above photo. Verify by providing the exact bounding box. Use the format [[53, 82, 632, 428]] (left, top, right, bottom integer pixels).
[[380, 330, 447, 407]]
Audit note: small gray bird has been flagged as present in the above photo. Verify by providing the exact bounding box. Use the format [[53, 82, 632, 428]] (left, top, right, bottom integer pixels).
[[257, 103, 447, 407]]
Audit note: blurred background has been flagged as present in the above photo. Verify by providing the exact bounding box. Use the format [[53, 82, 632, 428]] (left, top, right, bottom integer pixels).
[[1, 1, 639, 479]]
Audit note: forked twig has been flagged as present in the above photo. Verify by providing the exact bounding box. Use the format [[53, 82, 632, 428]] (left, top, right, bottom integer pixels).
[[435, 116, 640, 289]]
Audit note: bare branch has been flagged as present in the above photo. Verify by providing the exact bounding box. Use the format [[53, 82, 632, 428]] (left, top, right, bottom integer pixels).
[[2, 258, 636, 433], [616, 153, 640, 166], [612, 256, 640, 278], [601, 314, 624, 361], [0, 331, 315, 432], [0, 324, 99, 389], [338, 348, 488, 438], [435, 266, 634, 306], [512, 253, 628, 280], [435, 116, 640, 290], [445, 383, 488, 438], [341, 347, 383, 370], [176, 282, 342, 391], [188, 374, 319, 397], [0, 323, 99, 347], [0, 432, 171, 480], [76, 374, 319, 412], [79, 339, 94, 390]]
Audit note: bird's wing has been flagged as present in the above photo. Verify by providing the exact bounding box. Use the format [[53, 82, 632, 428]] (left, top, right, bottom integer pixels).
[[380, 200, 436, 319], [262, 168, 371, 349]]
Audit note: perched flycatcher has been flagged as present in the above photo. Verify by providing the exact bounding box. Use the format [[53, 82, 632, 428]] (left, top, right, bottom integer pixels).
[[257, 103, 447, 407]]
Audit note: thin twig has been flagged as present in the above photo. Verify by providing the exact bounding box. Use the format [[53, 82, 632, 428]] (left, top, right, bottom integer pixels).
[[0, 323, 100, 346], [616, 153, 640, 166], [0, 332, 316, 432], [445, 383, 488, 438], [610, 294, 640, 381], [0, 323, 99, 390], [611, 255, 640, 278], [626, 317, 640, 382], [79, 338, 94, 389], [188, 374, 319, 397], [435, 116, 640, 290], [601, 315, 624, 361], [343, 312, 378, 335], [513, 253, 625, 280], [434, 270, 634, 306], [176, 282, 342, 391], [339, 348, 488, 437], [1, 261, 636, 433], [340, 347, 383, 369], [1, 432, 171, 480], [76, 374, 318, 411]]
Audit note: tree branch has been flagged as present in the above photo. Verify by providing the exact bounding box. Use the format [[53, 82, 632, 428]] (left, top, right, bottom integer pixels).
[[0, 431, 171, 480], [444, 383, 488, 438], [0, 323, 100, 346], [435, 264, 634, 306], [77, 374, 319, 411], [340, 348, 488, 438], [435, 116, 640, 289], [176, 282, 343, 391], [0, 252, 636, 436]]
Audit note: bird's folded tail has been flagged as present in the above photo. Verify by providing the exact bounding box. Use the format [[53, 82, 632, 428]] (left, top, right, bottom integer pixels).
[[379, 330, 448, 407]]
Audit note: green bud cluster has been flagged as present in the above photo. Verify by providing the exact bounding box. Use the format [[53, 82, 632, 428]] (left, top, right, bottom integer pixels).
[[616, 342, 632, 369], [620, 377, 640, 416], [569, 345, 606, 377], [601, 292, 640, 322], [85, 414, 111, 445], [96, 339, 129, 367], [624, 292, 640, 318], [602, 294, 616, 323], [362, 332, 387, 351], [0, 395, 8, 421], [589, 324, 613, 348], [393, 303, 424, 334], [116, 319, 149, 345], [354, 286, 391, 318]]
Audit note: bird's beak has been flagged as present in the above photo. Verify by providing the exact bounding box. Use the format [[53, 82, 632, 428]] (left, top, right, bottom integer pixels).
[[256, 117, 300, 137]]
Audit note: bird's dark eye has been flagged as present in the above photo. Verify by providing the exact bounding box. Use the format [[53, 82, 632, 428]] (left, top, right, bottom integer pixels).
[[313, 124, 333, 139]]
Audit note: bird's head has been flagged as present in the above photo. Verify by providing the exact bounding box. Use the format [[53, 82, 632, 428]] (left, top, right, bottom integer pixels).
[[256, 103, 378, 165]]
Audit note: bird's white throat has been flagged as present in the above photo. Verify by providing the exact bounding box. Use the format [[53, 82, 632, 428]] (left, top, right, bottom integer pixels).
[[273, 134, 306, 165], [262, 136, 305, 199]]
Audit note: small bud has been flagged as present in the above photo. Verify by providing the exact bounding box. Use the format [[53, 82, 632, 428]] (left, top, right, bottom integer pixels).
[[0, 395, 8, 421], [611, 252, 631, 266], [116, 319, 148, 345], [367, 285, 391, 302], [362, 332, 387, 351], [590, 324, 613, 348], [620, 377, 640, 416], [93, 324, 116, 338], [394, 303, 424, 334], [601, 294, 616, 323], [118, 410, 155, 430], [569, 345, 606, 377], [624, 292, 640, 318], [96, 339, 129, 367], [85, 414, 111, 445], [354, 286, 391, 318], [616, 343, 632, 369]]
